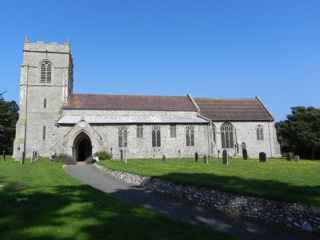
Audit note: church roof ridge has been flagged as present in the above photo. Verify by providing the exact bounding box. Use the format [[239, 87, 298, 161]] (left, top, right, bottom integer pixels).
[[72, 93, 189, 98]]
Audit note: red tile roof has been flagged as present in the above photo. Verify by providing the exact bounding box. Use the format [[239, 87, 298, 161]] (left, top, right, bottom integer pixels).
[[63, 94, 197, 112], [195, 98, 274, 121]]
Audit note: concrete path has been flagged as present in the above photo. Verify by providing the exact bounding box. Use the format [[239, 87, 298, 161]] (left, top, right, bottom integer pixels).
[[64, 164, 317, 240]]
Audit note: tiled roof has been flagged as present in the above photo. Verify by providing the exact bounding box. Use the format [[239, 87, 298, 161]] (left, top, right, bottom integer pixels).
[[195, 97, 274, 121], [63, 94, 197, 112]]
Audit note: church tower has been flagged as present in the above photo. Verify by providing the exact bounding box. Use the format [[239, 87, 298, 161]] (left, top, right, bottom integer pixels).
[[13, 38, 73, 159]]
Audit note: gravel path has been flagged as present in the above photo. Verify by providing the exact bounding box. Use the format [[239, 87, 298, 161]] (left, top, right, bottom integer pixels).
[[64, 164, 317, 240]]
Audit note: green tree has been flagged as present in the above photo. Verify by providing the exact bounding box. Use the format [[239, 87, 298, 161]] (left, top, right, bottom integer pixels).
[[0, 93, 19, 154], [276, 107, 320, 159]]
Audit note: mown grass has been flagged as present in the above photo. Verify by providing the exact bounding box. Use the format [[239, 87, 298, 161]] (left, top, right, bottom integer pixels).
[[0, 158, 233, 240], [100, 158, 320, 206]]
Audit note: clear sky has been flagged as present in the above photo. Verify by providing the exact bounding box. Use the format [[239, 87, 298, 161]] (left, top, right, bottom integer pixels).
[[0, 1, 319, 120]]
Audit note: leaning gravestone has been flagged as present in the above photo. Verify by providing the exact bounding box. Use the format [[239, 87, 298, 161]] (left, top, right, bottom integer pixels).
[[222, 150, 229, 165], [259, 152, 267, 162]]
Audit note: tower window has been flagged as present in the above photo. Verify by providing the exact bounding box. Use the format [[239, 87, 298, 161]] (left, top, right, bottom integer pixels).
[[43, 98, 47, 109], [40, 60, 52, 83]]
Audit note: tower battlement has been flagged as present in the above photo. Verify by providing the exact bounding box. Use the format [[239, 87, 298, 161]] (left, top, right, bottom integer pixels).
[[23, 37, 71, 53]]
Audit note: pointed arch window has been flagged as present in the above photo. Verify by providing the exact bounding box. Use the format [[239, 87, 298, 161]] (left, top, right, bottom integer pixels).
[[212, 123, 216, 143], [186, 125, 195, 146], [152, 126, 161, 147], [221, 122, 234, 149], [40, 59, 52, 83], [43, 98, 47, 109], [256, 125, 264, 141], [118, 127, 128, 147]]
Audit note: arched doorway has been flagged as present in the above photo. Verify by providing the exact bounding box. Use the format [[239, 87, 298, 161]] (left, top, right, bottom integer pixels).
[[73, 132, 92, 162]]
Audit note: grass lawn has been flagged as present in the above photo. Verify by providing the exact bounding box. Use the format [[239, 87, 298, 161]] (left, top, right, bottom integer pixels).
[[100, 158, 320, 207], [0, 158, 233, 240]]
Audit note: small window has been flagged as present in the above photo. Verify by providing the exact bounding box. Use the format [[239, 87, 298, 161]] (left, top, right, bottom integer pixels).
[[221, 122, 234, 148], [186, 125, 195, 146], [212, 123, 216, 143], [43, 98, 47, 109], [152, 126, 161, 147], [40, 59, 52, 83], [257, 125, 264, 141], [42, 126, 46, 141], [170, 124, 176, 138], [137, 124, 143, 138], [118, 127, 128, 147]]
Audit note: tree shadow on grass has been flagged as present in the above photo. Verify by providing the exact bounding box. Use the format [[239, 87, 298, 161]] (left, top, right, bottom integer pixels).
[[0, 180, 230, 240], [156, 172, 320, 207]]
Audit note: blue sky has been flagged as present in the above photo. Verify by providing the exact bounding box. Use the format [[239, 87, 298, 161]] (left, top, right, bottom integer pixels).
[[0, 1, 319, 120]]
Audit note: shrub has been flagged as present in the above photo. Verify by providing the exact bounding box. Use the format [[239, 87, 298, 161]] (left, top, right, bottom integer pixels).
[[94, 151, 112, 161], [52, 154, 74, 164]]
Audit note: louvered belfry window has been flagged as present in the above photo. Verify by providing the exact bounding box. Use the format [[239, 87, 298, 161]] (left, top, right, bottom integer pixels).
[[40, 59, 52, 83]]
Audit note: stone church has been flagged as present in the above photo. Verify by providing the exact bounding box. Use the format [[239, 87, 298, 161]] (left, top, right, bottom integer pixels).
[[13, 39, 281, 161]]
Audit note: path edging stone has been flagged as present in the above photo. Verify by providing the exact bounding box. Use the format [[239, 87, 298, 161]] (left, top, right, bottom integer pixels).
[[95, 163, 320, 233]]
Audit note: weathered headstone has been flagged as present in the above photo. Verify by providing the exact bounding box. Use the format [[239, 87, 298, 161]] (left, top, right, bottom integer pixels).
[[222, 150, 229, 165], [217, 150, 220, 160], [287, 152, 294, 161], [242, 149, 248, 160], [162, 154, 166, 161], [259, 152, 267, 162], [294, 155, 300, 161], [2, 151, 5, 161], [194, 152, 199, 162]]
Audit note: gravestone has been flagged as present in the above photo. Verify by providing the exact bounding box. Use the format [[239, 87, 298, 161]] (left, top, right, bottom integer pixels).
[[242, 149, 248, 160], [194, 152, 199, 162], [294, 155, 300, 161], [162, 154, 166, 161], [2, 151, 5, 161], [287, 152, 294, 161], [222, 150, 229, 165], [203, 155, 208, 164], [259, 152, 267, 162]]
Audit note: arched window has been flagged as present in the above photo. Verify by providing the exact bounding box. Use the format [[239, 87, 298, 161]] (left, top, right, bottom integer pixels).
[[43, 98, 47, 108], [221, 122, 234, 149], [42, 126, 46, 141], [136, 124, 143, 138], [170, 124, 176, 138], [256, 125, 264, 141], [186, 125, 195, 146], [152, 126, 161, 147], [212, 123, 216, 143], [118, 127, 128, 147], [40, 60, 52, 83]]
